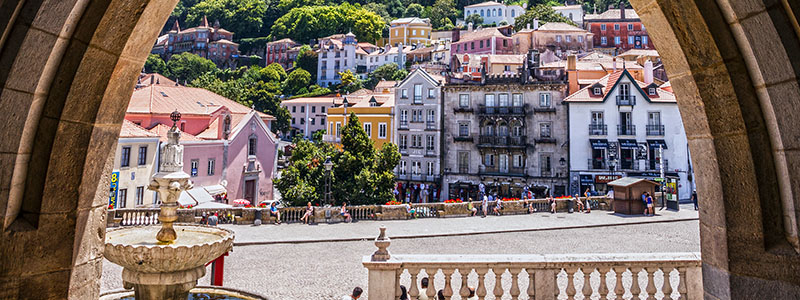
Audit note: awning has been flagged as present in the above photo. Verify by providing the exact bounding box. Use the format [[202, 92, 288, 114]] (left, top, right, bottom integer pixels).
[[647, 139, 668, 149], [204, 184, 227, 196], [177, 187, 216, 206], [194, 201, 232, 209], [590, 139, 609, 149], [618, 139, 638, 149]]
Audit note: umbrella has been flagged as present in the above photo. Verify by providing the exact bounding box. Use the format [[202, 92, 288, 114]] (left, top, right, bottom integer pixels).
[[232, 199, 251, 206]]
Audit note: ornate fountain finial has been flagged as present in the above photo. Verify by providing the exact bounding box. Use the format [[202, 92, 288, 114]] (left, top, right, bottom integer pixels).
[[371, 226, 391, 261], [149, 109, 192, 244]]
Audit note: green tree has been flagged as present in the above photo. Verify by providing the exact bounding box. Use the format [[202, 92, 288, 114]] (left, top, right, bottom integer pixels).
[[274, 139, 337, 206], [166, 52, 218, 82], [429, 0, 458, 29], [294, 45, 318, 80], [337, 70, 362, 93], [465, 13, 483, 25], [514, 4, 576, 31], [186, 0, 270, 38], [283, 68, 312, 95], [144, 54, 168, 75], [270, 3, 386, 43], [363, 63, 406, 89], [405, 3, 424, 17]]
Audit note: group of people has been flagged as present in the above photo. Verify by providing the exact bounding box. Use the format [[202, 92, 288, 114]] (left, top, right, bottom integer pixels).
[[343, 277, 481, 300], [642, 191, 655, 216], [200, 211, 232, 225], [395, 182, 439, 203]]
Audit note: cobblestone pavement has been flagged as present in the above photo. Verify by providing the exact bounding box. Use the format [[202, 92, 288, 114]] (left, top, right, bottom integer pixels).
[[101, 205, 700, 299]]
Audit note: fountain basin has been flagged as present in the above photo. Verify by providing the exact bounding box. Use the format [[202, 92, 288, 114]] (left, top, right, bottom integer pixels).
[[100, 286, 267, 300], [105, 224, 234, 273]]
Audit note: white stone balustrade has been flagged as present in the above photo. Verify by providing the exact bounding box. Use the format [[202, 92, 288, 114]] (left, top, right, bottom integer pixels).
[[363, 229, 702, 300]]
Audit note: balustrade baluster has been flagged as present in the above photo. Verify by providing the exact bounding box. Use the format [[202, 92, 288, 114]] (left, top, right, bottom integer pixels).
[[396, 269, 403, 300], [526, 268, 535, 299], [509, 268, 521, 300], [475, 268, 488, 300], [409, 268, 421, 300], [677, 267, 687, 299], [459, 269, 471, 299], [582, 268, 593, 299], [426, 269, 438, 300], [565, 268, 578, 300], [442, 268, 455, 299], [662, 267, 673, 300], [598, 267, 610, 300], [645, 268, 657, 300], [630, 267, 642, 300], [492, 268, 505, 299], [613, 267, 625, 300]]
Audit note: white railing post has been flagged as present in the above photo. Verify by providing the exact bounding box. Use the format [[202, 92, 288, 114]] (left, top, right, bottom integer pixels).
[[362, 226, 401, 300]]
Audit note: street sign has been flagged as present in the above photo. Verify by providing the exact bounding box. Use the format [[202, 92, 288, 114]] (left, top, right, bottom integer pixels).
[[108, 171, 119, 208]]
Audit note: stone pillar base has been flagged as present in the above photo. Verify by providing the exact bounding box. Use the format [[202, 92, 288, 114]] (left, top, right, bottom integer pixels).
[[122, 266, 205, 300]]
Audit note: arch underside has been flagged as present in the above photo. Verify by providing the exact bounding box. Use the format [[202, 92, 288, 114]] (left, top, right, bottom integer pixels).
[[0, 0, 798, 298]]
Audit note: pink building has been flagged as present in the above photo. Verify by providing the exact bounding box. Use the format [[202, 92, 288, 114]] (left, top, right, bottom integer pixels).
[[127, 75, 279, 205], [266, 38, 301, 70], [152, 16, 240, 68], [450, 25, 514, 56]]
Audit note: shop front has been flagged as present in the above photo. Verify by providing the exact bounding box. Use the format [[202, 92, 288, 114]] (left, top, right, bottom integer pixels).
[[627, 171, 681, 210]]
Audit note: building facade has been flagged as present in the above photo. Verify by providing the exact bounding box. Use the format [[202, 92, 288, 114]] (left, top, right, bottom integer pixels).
[[111, 120, 161, 209], [442, 54, 569, 201], [513, 22, 593, 56], [366, 44, 409, 73], [324, 91, 395, 149], [393, 69, 444, 202], [451, 26, 515, 56], [584, 7, 654, 53], [266, 38, 301, 70], [565, 69, 692, 201], [317, 33, 369, 87], [281, 97, 336, 138], [463, 1, 525, 26], [389, 17, 432, 46], [552, 4, 584, 27], [152, 17, 240, 68]]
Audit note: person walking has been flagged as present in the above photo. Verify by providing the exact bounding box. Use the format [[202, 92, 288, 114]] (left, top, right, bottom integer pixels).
[[481, 194, 489, 218], [692, 190, 699, 210], [207, 212, 219, 226], [646, 193, 655, 216], [642, 192, 649, 215], [342, 287, 363, 300]]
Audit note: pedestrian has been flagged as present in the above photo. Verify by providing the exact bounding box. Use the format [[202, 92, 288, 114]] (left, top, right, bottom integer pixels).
[[493, 194, 503, 216], [340, 202, 352, 223], [405, 203, 416, 219], [399, 285, 409, 300], [522, 185, 529, 201], [420, 183, 427, 203], [692, 190, 699, 210], [642, 192, 649, 215], [300, 201, 314, 224], [481, 194, 489, 218], [207, 212, 219, 226], [342, 287, 363, 300], [549, 195, 557, 213], [468, 198, 477, 216], [574, 194, 584, 212], [646, 194, 655, 216], [269, 202, 281, 224], [200, 212, 208, 225], [419, 277, 430, 300], [467, 287, 477, 300], [584, 188, 592, 213], [437, 289, 445, 300]]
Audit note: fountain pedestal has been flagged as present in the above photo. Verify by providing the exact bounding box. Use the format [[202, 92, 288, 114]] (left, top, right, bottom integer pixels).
[[122, 266, 204, 300]]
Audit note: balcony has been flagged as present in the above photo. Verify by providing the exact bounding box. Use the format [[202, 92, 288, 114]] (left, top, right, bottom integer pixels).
[[588, 158, 607, 170], [410, 118, 424, 124], [478, 135, 527, 148], [589, 124, 608, 136], [322, 134, 340, 143], [453, 106, 474, 113], [425, 121, 436, 130], [453, 135, 474, 142], [617, 124, 636, 136], [399, 147, 408, 155], [413, 96, 422, 104], [399, 119, 409, 130], [533, 106, 556, 113], [647, 159, 670, 171], [616, 95, 636, 106], [646, 124, 665, 136], [534, 137, 556, 144], [477, 104, 527, 116], [425, 148, 436, 157], [478, 165, 526, 177]]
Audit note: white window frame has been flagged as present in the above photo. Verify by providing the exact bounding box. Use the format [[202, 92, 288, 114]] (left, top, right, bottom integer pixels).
[[364, 122, 372, 138], [539, 93, 551, 107], [378, 123, 387, 139], [593, 87, 602, 95]]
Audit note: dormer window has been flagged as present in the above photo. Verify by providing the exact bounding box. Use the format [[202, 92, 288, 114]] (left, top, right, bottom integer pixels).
[[648, 87, 656, 95], [593, 87, 602, 95]]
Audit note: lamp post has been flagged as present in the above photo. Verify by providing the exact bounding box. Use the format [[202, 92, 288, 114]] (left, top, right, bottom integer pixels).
[[324, 156, 333, 206]]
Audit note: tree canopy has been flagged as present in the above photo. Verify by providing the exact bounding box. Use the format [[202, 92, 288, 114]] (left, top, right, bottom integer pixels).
[[166, 52, 218, 83], [465, 13, 483, 25], [283, 68, 312, 96], [144, 54, 168, 75], [269, 3, 386, 44], [514, 4, 577, 31]]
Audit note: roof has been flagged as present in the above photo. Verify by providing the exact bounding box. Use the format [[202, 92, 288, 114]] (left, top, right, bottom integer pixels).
[[563, 69, 676, 103], [584, 8, 640, 20], [407, 46, 434, 55], [457, 28, 510, 43], [148, 124, 202, 142], [607, 177, 659, 187], [137, 73, 177, 88], [212, 39, 238, 45], [391, 17, 431, 26], [267, 38, 297, 45], [465, 1, 503, 8], [375, 80, 398, 91], [397, 68, 442, 88], [552, 5, 583, 10], [119, 120, 159, 138], [281, 96, 338, 104], [617, 49, 660, 58], [537, 22, 588, 32], [358, 42, 378, 49]]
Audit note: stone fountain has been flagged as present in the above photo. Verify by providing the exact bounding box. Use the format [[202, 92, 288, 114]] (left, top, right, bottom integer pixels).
[[104, 111, 235, 300]]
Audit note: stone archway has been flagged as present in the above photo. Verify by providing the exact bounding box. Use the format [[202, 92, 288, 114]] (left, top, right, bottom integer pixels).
[[0, 0, 799, 299]]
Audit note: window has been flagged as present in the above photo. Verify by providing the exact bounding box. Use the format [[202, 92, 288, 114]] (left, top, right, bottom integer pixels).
[[539, 93, 551, 107], [628, 24, 634, 31], [428, 89, 436, 99], [641, 24, 646, 31], [248, 137, 257, 156], [480, 9, 484, 17], [190, 159, 199, 177], [412, 30, 416, 35], [458, 122, 469, 136], [601, 24, 607, 31], [540, 154, 552, 175], [401, 109, 408, 122], [292, 118, 296, 125], [648, 112, 662, 125], [427, 161, 434, 175], [312, 106, 316, 113], [601, 37, 607, 45], [401, 89, 408, 99], [591, 111, 604, 124], [540, 123, 552, 138], [578, 36, 584, 43], [498, 9, 502, 16], [207, 159, 215, 176], [300, 106, 305, 113], [399, 160, 406, 175], [300, 118, 305, 125], [121, 146, 131, 167], [615, 36, 621, 45], [614, 24, 620, 31], [395, 29, 399, 36], [628, 36, 634, 45], [513, 154, 524, 168], [336, 122, 342, 137], [135, 186, 144, 206], [414, 84, 423, 102], [412, 161, 421, 175], [471, 42, 475, 50], [512, 94, 522, 106], [426, 135, 434, 150], [427, 110, 435, 123], [378, 123, 387, 139], [485, 94, 496, 106], [459, 94, 469, 107], [400, 135, 407, 149], [480, 40, 484, 48], [593, 87, 602, 95], [498, 94, 509, 107], [364, 123, 372, 138], [649, 87, 656, 95], [311, 118, 315, 125], [556, 35, 561, 43], [421, 30, 425, 35], [119, 188, 127, 208], [566, 35, 571, 43], [292, 106, 296, 113], [484, 154, 495, 166], [643, 36, 648, 45], [458, 151, 469, 173], [137, 146, 147, 166], [322, 106, 326, 113]]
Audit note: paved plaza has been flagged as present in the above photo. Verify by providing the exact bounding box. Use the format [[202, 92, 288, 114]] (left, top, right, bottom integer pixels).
[[101, 205, 700, 299]]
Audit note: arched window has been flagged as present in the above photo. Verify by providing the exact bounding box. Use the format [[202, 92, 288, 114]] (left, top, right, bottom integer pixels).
[[569, 13, 573, 20], [498, 9, 502, 17], [492, 9, 497, 17], [480, 9, 484, 17], [511, 120, 523, 137], [511, 10, 515, 17], [482, 121, 495, 136], [498, 123, 509, 137]]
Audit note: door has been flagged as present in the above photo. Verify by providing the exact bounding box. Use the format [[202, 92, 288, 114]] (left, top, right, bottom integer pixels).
[[244, 180, 256, 203], [499, 155, 509, 173]]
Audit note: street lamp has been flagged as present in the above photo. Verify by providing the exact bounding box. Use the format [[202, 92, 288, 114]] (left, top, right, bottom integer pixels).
[[323, 156, 333, 206]]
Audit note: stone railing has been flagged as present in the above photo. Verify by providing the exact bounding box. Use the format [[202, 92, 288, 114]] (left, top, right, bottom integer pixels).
[[363, 227, 703, 300], [106, 197, 613, 227]]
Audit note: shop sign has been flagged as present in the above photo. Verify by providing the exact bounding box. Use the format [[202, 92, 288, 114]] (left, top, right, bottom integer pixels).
[[108, 171, 119, 208], [595, 175, 622, 183], [580, 175, 594, 184]]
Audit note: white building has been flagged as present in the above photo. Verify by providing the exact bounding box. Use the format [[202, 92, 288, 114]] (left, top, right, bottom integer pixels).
[[463, 1, 525, 26], [317, 32, 368, 87], [565, 66, 693, 202], [552, 4, 584, 27], [366, 44, 410, 73], [111, 120, 161, 208]]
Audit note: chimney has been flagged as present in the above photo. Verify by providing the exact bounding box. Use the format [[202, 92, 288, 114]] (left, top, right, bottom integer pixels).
[[567, 55, 579, 95], [452, 29, 460, 42], [612, 57, 617, 71], [620, 3, 626, 19], [644, 60, 654, 84], [527, 23, 531, 30], [150, 75, 154, 85], [468, 22, 473, 32], [533, 19, 539, 30]]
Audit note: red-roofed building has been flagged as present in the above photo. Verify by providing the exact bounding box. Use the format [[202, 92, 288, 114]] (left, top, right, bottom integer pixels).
[[151, 17, 240, 69], [584, 6, 654, 54], [450, 26, 515, 56], [266, 38, 301, 69], [125, 76, 279, 205], [564, 68, 692, 201]]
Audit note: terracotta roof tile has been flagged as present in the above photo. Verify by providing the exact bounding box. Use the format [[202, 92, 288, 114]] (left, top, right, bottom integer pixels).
[[120, 120, 160, 138], [148, 124, 202, 142]]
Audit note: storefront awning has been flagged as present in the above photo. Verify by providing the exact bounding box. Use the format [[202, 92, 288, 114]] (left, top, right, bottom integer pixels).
[[618, 139, 638, 149], [204, 184, 227, 196], [590, 139, 609, 149], [178, 187, 217, 206], [647, 139, 668, 149]]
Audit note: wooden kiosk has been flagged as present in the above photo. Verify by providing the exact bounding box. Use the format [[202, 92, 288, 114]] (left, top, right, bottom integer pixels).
[[608, 177, 660, 215]]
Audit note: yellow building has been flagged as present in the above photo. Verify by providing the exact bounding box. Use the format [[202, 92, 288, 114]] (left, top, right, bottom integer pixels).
[[324, 89, 395, 149], [389, 17, 432, 47]]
